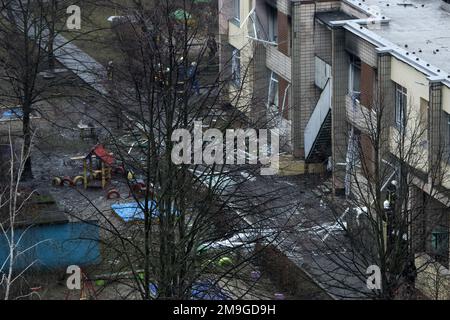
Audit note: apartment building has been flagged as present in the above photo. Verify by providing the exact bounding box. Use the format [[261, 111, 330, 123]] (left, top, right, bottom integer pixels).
[[219, 0, 450, 298]]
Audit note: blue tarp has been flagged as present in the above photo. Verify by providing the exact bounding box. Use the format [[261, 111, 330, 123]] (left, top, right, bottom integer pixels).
[[191, 281, 231, 300], [0, 221, 101, 271], [1, 108, 23, 120], [149, 280, 231, 300], [112, 202, 159, 222], [111, 201, 180, 222]]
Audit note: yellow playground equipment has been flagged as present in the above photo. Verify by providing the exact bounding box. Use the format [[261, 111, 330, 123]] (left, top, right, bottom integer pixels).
[[70, 144, 115, 189]]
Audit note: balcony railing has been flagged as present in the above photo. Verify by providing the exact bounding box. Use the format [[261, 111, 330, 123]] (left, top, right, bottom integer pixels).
[[345, 94, 377, 133]]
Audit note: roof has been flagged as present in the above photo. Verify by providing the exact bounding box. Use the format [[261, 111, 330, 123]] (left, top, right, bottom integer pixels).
[[362, 0, 450, 74], [0, 191, 69, 227], [88, 144, 115, 166], [337, 0, 450, 83]]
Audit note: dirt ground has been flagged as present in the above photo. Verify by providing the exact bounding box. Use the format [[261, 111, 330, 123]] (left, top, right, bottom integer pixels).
[[9, 90, 289, 300]]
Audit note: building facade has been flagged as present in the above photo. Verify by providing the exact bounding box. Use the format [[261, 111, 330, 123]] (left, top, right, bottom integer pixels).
[[219, 0, 450, 298]]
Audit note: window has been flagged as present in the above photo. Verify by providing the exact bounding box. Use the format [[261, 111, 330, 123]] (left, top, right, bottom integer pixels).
[[231, 48, 241, 87], [395, 83, 407, 128], [268, 6, 278, 43], [348, 56, 361, 99], [232, 0, 240, 23], [431, 227, 449, 261], [267, 71, 279, 110], [420, 98, 429, 129], [419, 98, 429, 148]]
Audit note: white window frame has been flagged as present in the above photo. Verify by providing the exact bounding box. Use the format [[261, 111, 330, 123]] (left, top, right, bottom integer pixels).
[[395, 83, 407, 128], [267, 71, 279, 110]]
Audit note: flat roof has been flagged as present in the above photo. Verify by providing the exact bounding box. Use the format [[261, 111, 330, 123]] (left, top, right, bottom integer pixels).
[[345, 0, 450, 78], [364, 0, 450, 73], [316, 10, 356, 27]]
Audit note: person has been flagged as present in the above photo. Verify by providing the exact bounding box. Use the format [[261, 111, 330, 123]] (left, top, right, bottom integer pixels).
[[188, 62, 200, 95], [207, 34, 217, 61], [177, 57, 186, 83], [106, 60, 114, 81]]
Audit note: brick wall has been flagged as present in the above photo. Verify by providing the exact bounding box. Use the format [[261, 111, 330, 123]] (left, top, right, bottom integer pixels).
[[360, 62, 375, 108], [314, 21, 332, 65], [252, 42, 269, 122], [276, 0, 291, 16], [278, 11, 290, 56], [331, 27, 349, 193], [345, 32, 378, 68], [429, 82, 444, 182], [291, 2, 319, 158]]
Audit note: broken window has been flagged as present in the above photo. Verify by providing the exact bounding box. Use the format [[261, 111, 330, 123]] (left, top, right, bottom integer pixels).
[[231, 48, 241, 87], [267, 71, 279, 111], [348, 56, 361, 99], [268, 6, 278, 43], [431, 226, 449, 264], [232, 0, 240, 23], [395, 83, 407, 129]]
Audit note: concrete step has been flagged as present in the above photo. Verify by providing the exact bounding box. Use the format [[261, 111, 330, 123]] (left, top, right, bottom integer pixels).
[[277, 155, 325, 176]]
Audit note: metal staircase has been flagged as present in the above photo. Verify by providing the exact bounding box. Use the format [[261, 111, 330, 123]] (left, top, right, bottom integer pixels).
[[304, 78, 332, 163]]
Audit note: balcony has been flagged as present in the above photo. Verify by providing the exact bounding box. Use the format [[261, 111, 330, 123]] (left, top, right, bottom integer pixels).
[[345, 94, 377, 133], [266, 45, 291, 82]]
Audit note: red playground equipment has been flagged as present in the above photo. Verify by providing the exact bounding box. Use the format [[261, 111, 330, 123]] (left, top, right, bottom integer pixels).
[[70, 144, 115, 189]]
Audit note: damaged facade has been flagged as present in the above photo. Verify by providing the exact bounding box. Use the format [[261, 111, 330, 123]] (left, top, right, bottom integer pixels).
[[219, 0, 450, 298]]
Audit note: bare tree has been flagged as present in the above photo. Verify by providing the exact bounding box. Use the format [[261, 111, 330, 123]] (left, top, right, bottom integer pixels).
[[301, 89, 450, 299], [0, 0, 84, 179], [57, 0, 310, 300], [0, 130, 48, 300]]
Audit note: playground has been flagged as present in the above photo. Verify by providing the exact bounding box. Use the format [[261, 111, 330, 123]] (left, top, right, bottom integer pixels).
[[22, 129, 288, 300]]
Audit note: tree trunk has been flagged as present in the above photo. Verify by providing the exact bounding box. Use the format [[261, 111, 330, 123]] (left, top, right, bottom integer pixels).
[[22, 107, 33, 180]]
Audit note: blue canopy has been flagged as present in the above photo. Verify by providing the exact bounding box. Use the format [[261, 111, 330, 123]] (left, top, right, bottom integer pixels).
[[111, 201, 179, 222]]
